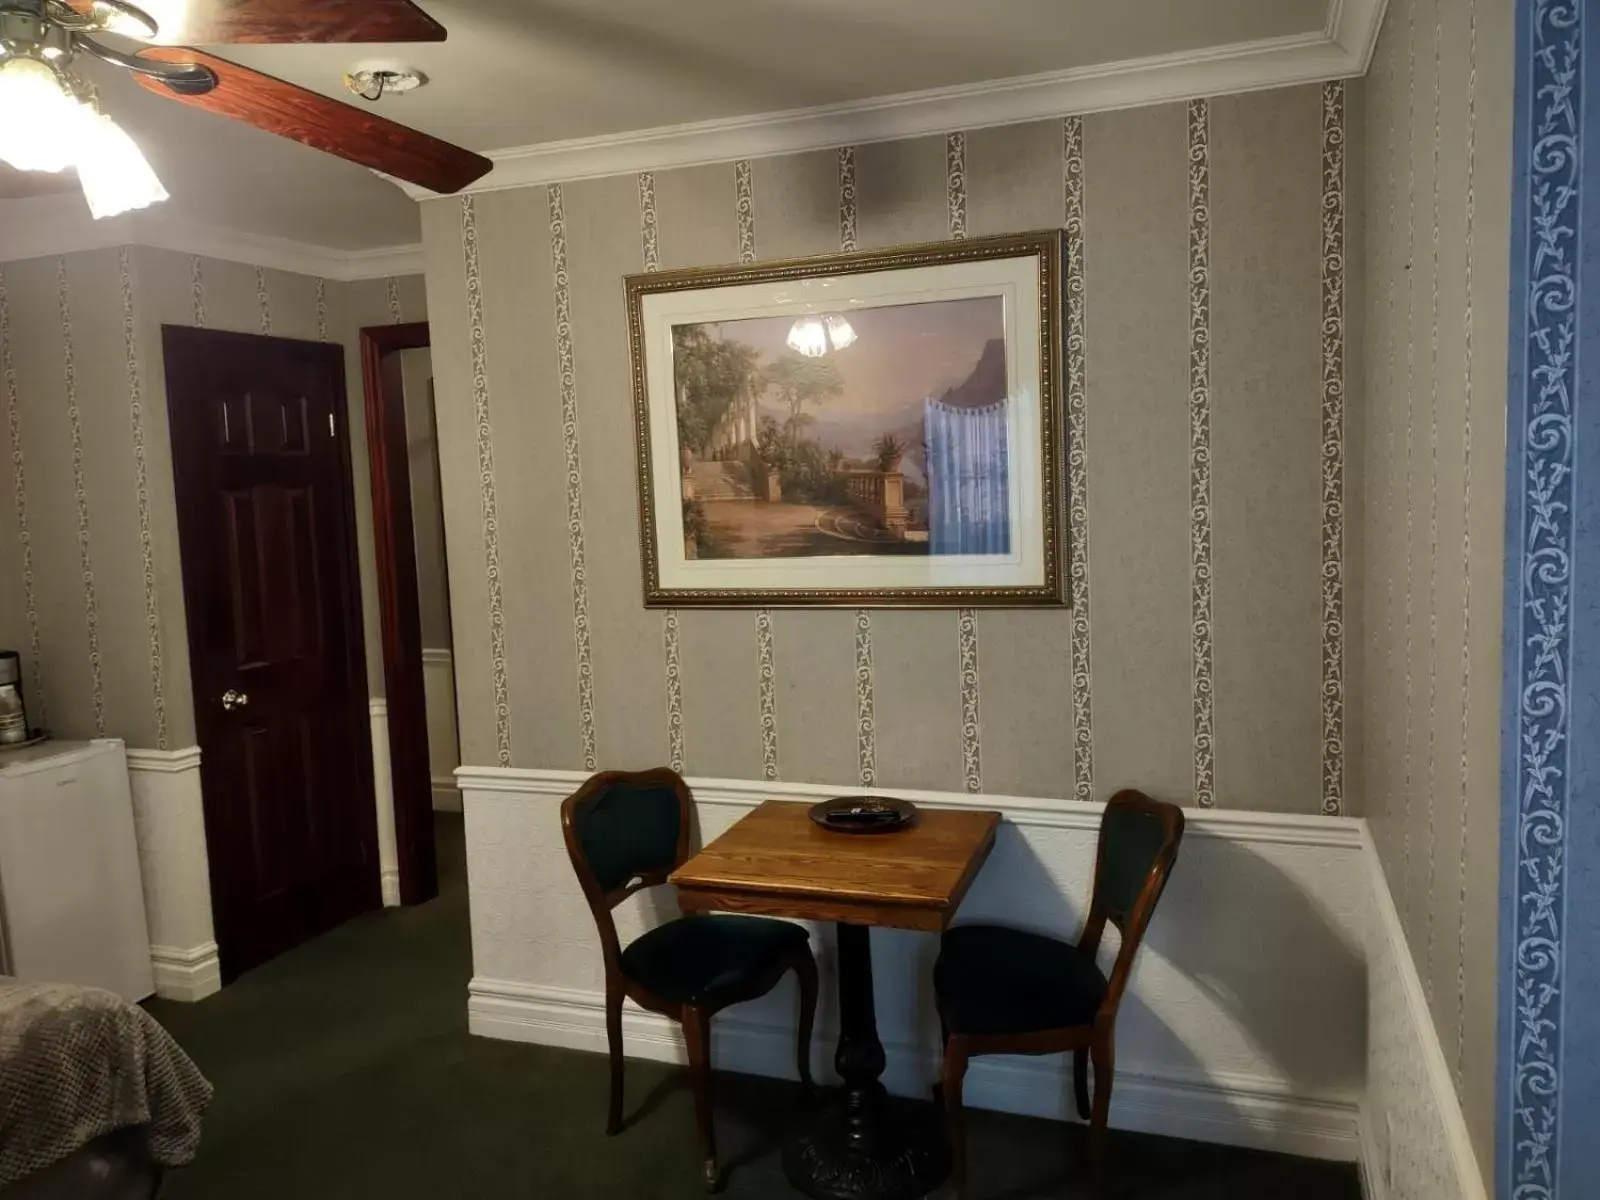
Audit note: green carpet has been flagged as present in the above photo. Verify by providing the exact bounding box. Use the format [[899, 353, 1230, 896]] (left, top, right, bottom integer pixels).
[[145, 815, 1360, 1199]]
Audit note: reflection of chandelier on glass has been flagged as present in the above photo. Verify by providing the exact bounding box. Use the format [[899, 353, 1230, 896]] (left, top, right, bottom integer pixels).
[[786, 312, 857, 358]]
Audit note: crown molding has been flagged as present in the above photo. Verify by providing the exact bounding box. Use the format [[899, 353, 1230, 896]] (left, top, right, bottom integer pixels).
[[1327, 0, 1390, 72], [400, 7, 1382, 200], [0, 194, 422, 282]]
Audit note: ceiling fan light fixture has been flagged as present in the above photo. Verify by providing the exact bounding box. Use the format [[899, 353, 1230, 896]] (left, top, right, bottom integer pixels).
[[75, 111, 168, 220], [88, 0, 161, 40], [0, 56, 88, 173]]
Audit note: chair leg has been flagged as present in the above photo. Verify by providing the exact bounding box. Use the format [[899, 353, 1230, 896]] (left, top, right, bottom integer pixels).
[[1073, 1048, 1090, 1121], [941, 1036, 971, 1200], [605, 980, 624, 1136], [1089, 1032, 1115, 1194], [684, 1007, 720, 1192], [793, 951, 818, 1091]]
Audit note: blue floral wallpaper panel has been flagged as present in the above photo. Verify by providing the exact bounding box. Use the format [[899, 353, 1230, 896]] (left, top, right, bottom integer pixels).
[[1500, 1, 1600, 1196]]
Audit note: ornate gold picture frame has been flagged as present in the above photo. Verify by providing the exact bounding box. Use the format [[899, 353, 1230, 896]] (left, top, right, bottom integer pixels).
[[625, 230, 1065, 608]]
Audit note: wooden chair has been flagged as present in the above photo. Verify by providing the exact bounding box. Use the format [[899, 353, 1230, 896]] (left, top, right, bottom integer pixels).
[[560, 768, 818, 1192], [932, 789, 1185, 1197]]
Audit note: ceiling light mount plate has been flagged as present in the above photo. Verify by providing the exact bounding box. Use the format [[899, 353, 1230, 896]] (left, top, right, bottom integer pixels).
[[343, 61, 426, 103]]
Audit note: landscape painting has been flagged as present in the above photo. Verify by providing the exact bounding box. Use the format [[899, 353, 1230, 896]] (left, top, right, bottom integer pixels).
[[626, 231, 1065, 606], [674, 297, 1008, 562]]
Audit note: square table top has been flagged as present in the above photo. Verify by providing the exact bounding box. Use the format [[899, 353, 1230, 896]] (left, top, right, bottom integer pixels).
[[670, 800, 1001, 932]]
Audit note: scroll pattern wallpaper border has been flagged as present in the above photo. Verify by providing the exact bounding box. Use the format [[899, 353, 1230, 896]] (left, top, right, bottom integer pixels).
[[1319, 81, 1347, 819], [946, 131, 984, 796], [254, 266, 271, 336], [840, 146, 878, 790], [1502, 1, 1580, 1194], [460, 196, 514, 767], [548, 184, 599, 774], [117, 247, 167, 750], [385, 276, 402, 327], [635, 170, 687, 776], [1062, 115, 1095, 807], [0, 266, 45, 727], [56, 256, 106, 736], [189, 255, 204, 328], [1187, 99, 1217, 810], [733, 159, 784, 785]]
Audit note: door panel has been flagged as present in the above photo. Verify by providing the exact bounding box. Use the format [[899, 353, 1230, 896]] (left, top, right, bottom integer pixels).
[[164, 326, 379, 981]]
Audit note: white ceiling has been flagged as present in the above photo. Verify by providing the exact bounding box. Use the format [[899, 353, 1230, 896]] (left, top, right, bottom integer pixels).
[[3, 0, 1347, 253]]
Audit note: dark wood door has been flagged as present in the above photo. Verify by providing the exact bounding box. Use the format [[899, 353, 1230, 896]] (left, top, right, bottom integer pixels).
[[164, 326, 380, 981]]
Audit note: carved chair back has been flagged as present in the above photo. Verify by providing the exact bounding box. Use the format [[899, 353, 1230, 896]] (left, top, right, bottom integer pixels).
[[1077, 788, 1185, 1020], [560, 768, 694, 969]]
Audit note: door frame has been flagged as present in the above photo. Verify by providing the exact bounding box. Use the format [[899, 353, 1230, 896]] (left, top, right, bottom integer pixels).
[[360, 321, 440, 906], [162, 325, 381, 980]]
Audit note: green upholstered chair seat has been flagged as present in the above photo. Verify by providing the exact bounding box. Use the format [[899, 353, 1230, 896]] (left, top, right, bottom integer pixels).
[[621, 915, 809, 1006], [934, 924, 1107, 1036]]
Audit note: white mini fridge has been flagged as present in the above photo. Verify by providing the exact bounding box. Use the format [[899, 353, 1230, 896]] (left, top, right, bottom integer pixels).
[[0, 739, 155, 1001]]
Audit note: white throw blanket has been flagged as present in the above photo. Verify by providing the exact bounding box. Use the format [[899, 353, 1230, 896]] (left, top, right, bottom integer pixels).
[[0, 981, 212, 1186]]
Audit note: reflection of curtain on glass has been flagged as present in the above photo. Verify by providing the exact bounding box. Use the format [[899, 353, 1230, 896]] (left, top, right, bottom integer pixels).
[[925, 398, 1011, 555]]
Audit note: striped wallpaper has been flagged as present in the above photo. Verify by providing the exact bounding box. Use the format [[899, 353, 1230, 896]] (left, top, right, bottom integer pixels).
[[0, 248, 427, 748], [421, 81, 1346, 816], [1355, 0, 1513, 1178]]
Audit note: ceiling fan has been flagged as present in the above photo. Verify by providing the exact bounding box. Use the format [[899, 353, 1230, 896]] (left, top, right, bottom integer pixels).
[[0, 0, 492, 219]]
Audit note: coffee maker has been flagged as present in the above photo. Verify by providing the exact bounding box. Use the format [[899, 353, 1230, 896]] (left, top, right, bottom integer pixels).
[[0, 651, 29, 745]]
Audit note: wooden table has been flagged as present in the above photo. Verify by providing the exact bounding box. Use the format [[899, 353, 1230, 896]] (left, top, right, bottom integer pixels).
[[671, 800, 1001, 1200]]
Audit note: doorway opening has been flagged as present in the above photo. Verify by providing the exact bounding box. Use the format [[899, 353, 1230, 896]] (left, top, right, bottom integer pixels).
[[360, 322, 460, 907]]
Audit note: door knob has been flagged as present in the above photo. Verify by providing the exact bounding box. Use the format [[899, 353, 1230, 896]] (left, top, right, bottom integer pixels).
[[221, 689, 250, 711]]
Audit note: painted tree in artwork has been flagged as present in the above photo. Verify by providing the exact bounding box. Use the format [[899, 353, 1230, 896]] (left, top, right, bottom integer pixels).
[[672, 325, 763, 455], [761, 352, 844, 453]]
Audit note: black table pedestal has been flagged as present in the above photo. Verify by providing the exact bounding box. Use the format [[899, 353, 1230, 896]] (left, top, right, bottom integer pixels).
[[782, 923, 950, 1200]]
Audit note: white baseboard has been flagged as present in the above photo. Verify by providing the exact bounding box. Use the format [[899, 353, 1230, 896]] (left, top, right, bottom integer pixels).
[[467, 977, 1360, 1163], [149, 941, 221, 1002], [432, 776, 462, 813], [380, 868, 401, 907]]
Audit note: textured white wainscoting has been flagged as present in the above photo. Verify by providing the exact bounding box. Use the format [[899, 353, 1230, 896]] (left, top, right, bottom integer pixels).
[[421, 649, 461, 813], [125, 747, 220, 1002], [1358, 829, 1487, 1200], [370, 699, 401, 907], [457, 767, 1370, 1161]]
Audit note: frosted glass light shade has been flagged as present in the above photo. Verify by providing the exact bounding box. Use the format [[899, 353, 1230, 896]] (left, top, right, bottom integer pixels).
[[0, 58, 89, 173], [75, 113, 168, 219]]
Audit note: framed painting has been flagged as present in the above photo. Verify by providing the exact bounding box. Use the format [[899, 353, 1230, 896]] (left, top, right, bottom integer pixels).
[[625, 229, 1065, 607]]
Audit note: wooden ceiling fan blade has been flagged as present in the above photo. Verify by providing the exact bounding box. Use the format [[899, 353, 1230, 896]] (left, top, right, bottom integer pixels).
[[132, 48, 492, 194], [65, 0, 447, 45]]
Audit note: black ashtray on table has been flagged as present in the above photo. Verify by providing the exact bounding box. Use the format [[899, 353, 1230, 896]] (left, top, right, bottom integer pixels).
[[808, 795, 918, 833]]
